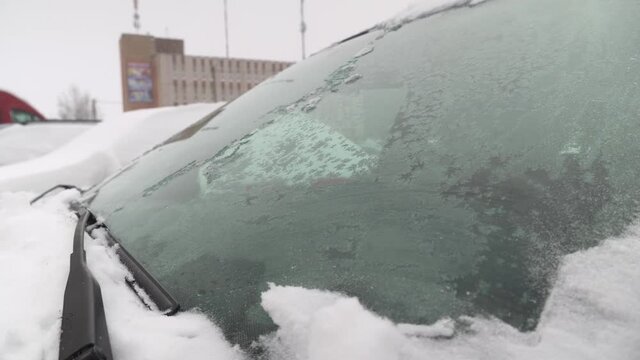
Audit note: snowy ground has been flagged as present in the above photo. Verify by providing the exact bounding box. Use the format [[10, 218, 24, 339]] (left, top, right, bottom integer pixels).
[[1, 190, 639, 360]]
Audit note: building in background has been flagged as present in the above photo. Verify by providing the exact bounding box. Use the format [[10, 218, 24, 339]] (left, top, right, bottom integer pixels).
[[120, 34, 293, 112]]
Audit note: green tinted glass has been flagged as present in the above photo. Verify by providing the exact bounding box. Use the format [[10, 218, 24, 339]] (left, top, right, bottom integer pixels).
[[90, 0, 640, 347]]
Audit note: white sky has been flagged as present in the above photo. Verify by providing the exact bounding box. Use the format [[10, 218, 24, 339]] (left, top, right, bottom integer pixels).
[[0, 0, 417, 119]]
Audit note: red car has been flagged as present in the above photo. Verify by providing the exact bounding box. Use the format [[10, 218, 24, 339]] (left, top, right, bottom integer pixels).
[[0, 90, 45, 124]]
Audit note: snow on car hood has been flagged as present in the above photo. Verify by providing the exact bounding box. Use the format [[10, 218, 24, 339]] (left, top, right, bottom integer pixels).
[[1, 190, 639, 360], [0, 103, 223, 193], [0, 123, 92, 166]]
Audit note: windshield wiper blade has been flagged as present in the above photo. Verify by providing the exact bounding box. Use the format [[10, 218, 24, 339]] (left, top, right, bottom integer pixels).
[[59, 209, 113, 360], [59, 207, 180, 360], [95, 218, 180, 315]]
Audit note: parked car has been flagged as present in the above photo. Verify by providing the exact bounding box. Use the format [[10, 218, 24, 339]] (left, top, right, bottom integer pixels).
[[0, 90, 46, 124], [45, 0, 640, 358]]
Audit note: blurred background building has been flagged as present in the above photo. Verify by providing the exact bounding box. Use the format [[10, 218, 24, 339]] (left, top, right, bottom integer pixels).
[[120, 34, 292, 112]]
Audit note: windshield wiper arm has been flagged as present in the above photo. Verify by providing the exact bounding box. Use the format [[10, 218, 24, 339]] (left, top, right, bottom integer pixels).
[[59, 209, 113, 360], [59, 207, 180, 360]]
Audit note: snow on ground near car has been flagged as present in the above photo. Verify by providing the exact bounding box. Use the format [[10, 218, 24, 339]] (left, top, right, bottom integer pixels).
[[0, 123, 92, 166], [0, 103, 223, 193], [0, 190, 244, 360], [1, 190, 639, 360]]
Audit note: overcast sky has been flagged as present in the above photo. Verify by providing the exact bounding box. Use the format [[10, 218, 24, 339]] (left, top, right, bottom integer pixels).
[[0, 0, 417, 119]]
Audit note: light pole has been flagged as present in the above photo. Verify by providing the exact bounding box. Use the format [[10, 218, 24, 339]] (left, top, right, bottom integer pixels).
[[224, 0, 230, 58], [133, 0, 141, 33], [300, 0, 307, 60]]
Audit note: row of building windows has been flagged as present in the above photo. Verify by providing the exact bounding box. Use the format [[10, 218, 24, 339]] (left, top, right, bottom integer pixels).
[[171, 54, 288, 75], [172, 79, 257, 102]]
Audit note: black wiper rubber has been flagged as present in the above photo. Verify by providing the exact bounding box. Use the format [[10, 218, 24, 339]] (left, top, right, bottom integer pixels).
[[75, 205, 180, 314], [100, 228, 180, 315], [59, 210, 113, 360]]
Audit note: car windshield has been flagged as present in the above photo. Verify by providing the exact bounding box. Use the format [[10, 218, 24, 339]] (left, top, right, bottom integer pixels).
[[89, 0, 640, 349]]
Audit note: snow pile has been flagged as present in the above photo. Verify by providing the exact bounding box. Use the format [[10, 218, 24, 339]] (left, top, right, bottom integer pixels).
[[0, 190, 243, 360], [1, 190, 639, 360], [0, 103, 223, 193], [0, 123, 91, 166], [258, 235, 640, 360]]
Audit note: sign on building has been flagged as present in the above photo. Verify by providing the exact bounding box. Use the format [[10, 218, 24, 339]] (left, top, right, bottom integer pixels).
[[127, 62, 153, 103]]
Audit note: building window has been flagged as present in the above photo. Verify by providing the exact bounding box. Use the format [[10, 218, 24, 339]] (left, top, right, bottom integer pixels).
[[173, 80, 178, 101], [272, 63, 277, 73], [194, 81, 198, 100], [182, 80, 187, 100], [261, 62, 266, 74], [181, 57, 185, 72], [211, 81, 216, 101], [221, 82, 226, 99], [236, 82, 241, 95]]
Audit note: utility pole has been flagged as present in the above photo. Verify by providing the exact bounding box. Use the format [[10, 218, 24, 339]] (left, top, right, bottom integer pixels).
[[300, 0, 307, 59], [224, 0, 230, 58], [133, 0, 141, 33]]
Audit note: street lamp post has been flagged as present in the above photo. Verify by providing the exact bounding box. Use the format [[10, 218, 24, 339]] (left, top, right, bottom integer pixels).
[[224, 0, 230, 58], [300, 0, 307, 59]]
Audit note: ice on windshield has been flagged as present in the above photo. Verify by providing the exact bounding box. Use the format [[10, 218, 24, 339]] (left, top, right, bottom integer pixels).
[[198, 112, 378, 194], [380, 0, 490, 31], [1, 191, 639, 360]]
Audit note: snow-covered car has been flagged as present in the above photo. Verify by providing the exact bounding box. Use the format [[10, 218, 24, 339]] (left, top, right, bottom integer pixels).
[[6, 0, 640, 359], [0, 103, 223, 192], [0, 122, 94, 166]]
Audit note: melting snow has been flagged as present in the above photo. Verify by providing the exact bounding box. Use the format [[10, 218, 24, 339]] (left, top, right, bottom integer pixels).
[[1, 190, 639, 360]]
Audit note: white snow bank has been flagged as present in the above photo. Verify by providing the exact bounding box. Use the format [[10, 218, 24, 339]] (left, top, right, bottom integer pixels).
[[259, 234, 640, 360], [1, 191, 639, 360], [0, 123, 92, 166], [0, 103, 223, 193], [0, 190, 243, 360]]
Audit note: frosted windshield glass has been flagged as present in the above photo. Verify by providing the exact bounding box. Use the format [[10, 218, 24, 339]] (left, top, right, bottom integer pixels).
[[89, 0, 640, 348]]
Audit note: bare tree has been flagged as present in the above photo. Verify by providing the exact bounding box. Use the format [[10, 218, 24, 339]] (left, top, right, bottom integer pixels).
[[57, 85, 99, 120]]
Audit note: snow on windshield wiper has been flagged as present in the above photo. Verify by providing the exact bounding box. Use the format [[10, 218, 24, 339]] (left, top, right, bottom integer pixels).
[[30, 184, 84, 205], [57, 204, 180, 359], [59, 209, 113, 360]]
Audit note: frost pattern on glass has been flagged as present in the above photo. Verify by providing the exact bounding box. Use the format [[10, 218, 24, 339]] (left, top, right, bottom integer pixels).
[[198, 113, 377, 194], [90, 0, 640, 352]]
